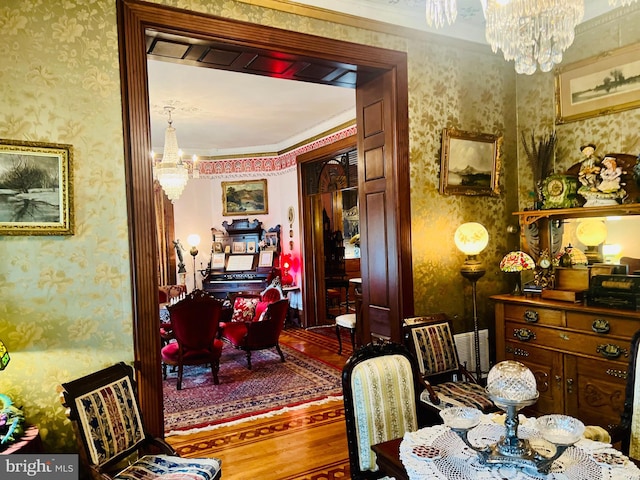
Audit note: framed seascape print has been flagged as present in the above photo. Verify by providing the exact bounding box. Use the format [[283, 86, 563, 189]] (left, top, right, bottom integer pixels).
[[439, 129, 502, 196], [0, 139, 74, 235], [222, 178, 268, 216], [556, 43, 640, 124]]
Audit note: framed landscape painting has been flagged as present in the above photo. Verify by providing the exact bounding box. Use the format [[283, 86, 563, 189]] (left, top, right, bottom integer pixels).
[[439, 129, 502, 196], [222, 178, 268, 216], [556, 43, 640, 124], [0, 139, 74, 235]]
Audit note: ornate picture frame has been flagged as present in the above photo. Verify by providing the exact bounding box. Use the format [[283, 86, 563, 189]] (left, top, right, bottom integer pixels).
[[555, 43, 640, 124], [0, 139, 74, 235], [439, 129, 502, 196], [221, 178, 268, 216]]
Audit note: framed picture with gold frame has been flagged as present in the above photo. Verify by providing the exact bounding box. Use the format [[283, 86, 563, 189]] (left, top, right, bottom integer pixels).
[[439, 128, 502, 196], [555, 43, 640, 124], [221, 178, 268, 216], [0, 139, 74, 235]]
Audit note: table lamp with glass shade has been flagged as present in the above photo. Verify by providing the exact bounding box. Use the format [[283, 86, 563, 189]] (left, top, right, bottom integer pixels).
[[187, 234, 200, 291], [500, 251, 535, 295], [576, 219, 607, 264], [454, 222, 489, 381]]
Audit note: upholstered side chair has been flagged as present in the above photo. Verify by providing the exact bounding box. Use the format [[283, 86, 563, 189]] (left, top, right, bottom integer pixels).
[[221, 298, 289, 369], [404, 314, 496, 417], [59, 362, 222, 480], [342, 342, 422, 480], [161, 289, 224, 389]]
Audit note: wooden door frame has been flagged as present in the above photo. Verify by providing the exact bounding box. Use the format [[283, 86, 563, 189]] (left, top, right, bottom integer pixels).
[[298, 135, 357, 327], [117, 0, 412, 437]]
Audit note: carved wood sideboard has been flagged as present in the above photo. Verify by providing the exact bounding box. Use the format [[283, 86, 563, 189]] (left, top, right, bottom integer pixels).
[[492, 294, 640, 428]]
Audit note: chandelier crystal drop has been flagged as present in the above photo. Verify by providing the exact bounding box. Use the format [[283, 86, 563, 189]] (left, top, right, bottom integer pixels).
[[425, 0, 457, 28], [484, 0, 584, 75], [155, 106, 188, 203]]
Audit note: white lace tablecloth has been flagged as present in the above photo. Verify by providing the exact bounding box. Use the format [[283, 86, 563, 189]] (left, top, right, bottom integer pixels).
[[399, 416, 640, 480]]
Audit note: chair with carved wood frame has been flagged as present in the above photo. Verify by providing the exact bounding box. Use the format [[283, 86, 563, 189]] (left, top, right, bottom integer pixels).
[[342, 341, 423, 480], [161, 289, 224, 390], [59, 362, 222, 480], [404, 314, 496, 419]]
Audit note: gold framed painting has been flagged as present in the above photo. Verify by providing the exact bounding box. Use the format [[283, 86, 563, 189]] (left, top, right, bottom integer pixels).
[[555, 43, 640, 124], [439, 128, 502, 196], [0, 139, 74, 235], [222, 178, 268, 216]]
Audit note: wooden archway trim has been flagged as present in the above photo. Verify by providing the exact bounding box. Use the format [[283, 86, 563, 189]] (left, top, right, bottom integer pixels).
[[117, 0, 412, 437]]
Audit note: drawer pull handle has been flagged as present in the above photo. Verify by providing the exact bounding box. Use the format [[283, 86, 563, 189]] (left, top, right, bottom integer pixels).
[[596, 344, 628, 359], [606, 369, 628, 380], [592, 319, 610, 334], [524, 310, 539, 323], [514, 328, 536, 342], [506, 345, 529, 357], [567, 378, 574, 394]]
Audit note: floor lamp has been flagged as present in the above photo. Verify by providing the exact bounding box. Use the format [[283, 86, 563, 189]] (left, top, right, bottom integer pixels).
[[454, 222, 489, 383], [187, 234, 200, 292]]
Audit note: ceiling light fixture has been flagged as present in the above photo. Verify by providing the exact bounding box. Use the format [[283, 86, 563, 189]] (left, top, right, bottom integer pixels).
[[153, 106, 189, 203], [483, 0, 584, 75], [425, 0, 457, 28]]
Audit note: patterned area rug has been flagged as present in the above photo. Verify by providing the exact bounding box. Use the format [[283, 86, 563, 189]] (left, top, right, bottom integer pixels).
[[163, 343, 342, 433]]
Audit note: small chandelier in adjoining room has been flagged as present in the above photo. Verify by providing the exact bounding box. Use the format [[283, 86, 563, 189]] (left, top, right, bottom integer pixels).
[[483, 0, 584, 75], [425, 0, 457, 28], [153, 106, 188, 203]]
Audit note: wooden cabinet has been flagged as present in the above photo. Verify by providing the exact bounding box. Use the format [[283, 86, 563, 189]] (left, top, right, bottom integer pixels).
[[493, 294, 640, 428]]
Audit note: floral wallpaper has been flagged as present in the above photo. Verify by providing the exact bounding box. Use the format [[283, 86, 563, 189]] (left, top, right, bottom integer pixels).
[[0, 0, 638, 453]]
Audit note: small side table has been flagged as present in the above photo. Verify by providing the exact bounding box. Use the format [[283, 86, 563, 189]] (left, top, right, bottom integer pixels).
[[282, 285, 301, 328], [0, 425, 44, 454]]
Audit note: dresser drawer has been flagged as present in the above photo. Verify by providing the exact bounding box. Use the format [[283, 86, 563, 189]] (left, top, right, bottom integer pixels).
[[504, 304, 564, 326], [566, 311, 640, 338], [505, 321, 633, 361]]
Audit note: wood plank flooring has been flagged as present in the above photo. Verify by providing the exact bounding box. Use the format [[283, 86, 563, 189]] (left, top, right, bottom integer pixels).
[[166, 327, 353, 479]]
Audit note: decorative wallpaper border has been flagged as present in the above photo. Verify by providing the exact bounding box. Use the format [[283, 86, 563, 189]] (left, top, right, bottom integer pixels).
[[197, 124, 357, 177]]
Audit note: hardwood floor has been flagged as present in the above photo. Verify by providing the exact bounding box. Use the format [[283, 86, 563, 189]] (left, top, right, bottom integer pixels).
[[166, 327, 354, 479]]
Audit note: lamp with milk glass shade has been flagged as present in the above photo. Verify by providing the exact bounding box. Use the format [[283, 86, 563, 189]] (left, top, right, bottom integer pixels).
[[454, 222, 489, 382], [575, 220, 607, 264], [500, 251, 536, 296], [187, 234, 201, 291]]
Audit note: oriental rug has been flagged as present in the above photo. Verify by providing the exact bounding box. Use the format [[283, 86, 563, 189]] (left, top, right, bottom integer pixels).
[[163, 343, 342, 433]]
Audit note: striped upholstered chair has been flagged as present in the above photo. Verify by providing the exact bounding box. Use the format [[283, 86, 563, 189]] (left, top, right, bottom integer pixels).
[[342, 342, 422, 480], [404, 314, 496, 416], [60, 362, 222, 480]]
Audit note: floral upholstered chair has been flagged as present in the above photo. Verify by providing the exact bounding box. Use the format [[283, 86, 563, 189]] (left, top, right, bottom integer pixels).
[[59, 362, 222, 480], [342, 342, 422, 480]]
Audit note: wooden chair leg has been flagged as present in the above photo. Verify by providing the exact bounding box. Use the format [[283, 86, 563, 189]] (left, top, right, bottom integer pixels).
[[349, 328, 356, 350], [211, 360, 220, 385], [276, 344, 285, 362], [177, 365, 184, 390], [246, 351, 252, 370], [336, 324, 343, 355]]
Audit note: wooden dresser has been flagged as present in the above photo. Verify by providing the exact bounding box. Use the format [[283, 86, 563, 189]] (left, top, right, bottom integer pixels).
[[492, 293, 640, 428]]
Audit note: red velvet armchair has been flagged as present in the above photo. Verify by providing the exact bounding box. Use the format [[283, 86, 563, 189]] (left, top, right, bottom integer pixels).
[[161, 289, 224, 390], [221, 298, 289, 370]]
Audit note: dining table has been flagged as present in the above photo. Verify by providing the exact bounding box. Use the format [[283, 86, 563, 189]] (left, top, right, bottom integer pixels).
[[372, 415, 640, 480]]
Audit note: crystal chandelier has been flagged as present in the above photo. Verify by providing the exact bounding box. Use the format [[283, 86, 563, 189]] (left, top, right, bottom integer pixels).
[[483, 0, 584, 75], [154, 106, 188, 203], [425, 0, 457, 28]]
